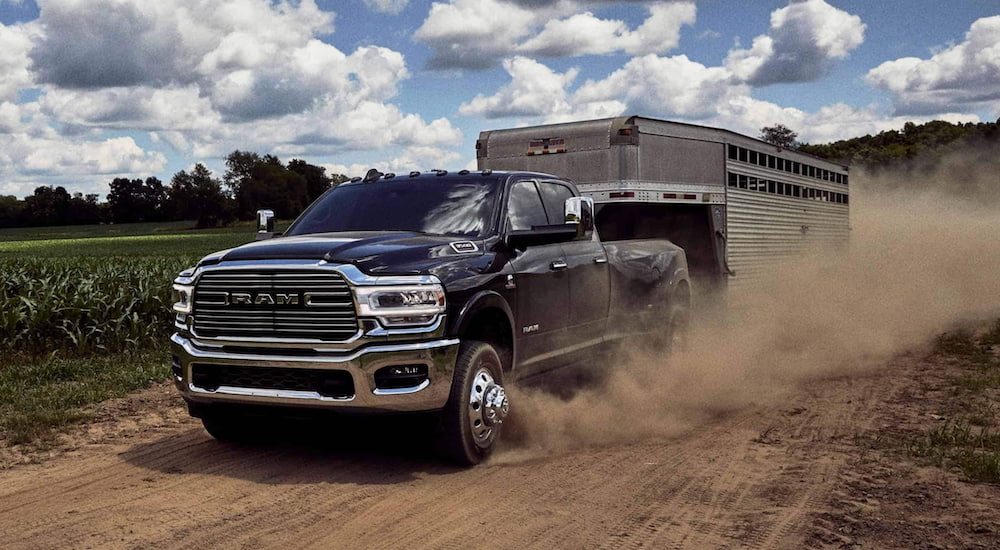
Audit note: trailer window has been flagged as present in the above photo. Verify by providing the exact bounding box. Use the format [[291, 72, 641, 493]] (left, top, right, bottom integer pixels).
[[739, 147, 748, 162], [728, 144, 738, 160]]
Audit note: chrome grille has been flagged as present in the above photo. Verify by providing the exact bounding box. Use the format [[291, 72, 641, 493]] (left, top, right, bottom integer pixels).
[[192, 270, 358, 341]]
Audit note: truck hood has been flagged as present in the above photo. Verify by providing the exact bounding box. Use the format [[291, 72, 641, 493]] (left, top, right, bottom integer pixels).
[[212, 232, 485, 274]]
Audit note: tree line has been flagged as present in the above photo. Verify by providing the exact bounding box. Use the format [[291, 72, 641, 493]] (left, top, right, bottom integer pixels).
[[0, 151, 349, 229], [796, 119, 1000, 168]]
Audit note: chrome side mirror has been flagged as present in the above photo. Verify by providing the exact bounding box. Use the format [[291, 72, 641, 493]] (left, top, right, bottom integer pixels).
[[256, 209, 276, 240], [564, 196, 594, 239]]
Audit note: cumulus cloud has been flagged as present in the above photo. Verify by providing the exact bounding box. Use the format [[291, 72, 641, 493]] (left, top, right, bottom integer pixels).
[[700, 96, 978, 144], [0, 22, 35, 102], [363, 0, 409, 14], [574, 54, 741, 119], [415, 0, 696, 70], [866, 16, 1000, 116], [518, 3, 696, 57], [323, 146, 463, 177], [725, 0, 865, 85], [459, 57, 624, 121]]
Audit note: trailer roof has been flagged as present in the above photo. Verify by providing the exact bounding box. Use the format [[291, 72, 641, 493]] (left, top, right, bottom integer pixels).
[[479, 115, 849, 172]]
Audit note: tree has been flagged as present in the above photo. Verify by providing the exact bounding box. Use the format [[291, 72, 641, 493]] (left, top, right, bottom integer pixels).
[[106, 177, 165, 223], [168, 164, 235, 228], [759, 124, 799, 148], [287, 158, 334, 203], [67, 193, 101, 225], [223, 150, 261, 197], [0, 195, 24, 228], [22, 186, 71, 226]]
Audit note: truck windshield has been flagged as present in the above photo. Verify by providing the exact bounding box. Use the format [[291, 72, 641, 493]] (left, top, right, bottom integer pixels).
[[286, 178, 500, 238]]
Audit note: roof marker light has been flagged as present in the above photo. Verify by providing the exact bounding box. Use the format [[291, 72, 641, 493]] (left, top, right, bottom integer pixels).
[[409, 171, 421, 177]]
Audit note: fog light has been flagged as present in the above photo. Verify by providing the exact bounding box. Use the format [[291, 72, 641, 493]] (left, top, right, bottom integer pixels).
[[374, 364, 428, 390]]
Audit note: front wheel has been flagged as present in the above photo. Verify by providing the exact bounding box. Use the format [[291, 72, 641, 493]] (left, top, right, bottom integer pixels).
[[437, 341, 509, 466]]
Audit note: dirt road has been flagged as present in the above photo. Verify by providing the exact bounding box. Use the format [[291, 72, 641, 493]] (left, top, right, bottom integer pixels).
[[1, 352, 998, 550]]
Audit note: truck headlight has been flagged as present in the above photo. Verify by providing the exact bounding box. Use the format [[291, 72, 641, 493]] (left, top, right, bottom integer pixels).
[[355, 285, 446, 326], [173, 283, 194, 314]]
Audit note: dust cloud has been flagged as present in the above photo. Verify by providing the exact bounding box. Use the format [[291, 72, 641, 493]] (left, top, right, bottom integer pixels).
[[499, 167, 1000, 460]]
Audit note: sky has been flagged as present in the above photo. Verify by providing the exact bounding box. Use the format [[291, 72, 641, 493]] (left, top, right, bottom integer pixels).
[[0, 0, 998, 199]]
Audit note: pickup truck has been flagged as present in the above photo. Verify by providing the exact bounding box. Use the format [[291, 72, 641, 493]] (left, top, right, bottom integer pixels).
[[170, 169, 691, 464]]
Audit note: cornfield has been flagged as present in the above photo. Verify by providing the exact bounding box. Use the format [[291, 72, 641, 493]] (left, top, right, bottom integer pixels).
[[0, 257, 197, 357]]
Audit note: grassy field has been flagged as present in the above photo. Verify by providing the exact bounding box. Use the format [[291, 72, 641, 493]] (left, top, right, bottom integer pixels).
[[881, 321, 1000, 483], [0, 221, 275, 445], [0, 219, 259, 241]]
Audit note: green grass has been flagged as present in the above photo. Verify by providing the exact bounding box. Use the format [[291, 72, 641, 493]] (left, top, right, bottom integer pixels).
[[896, 324, 1000, 483], [0, 232, 253, 258], [0, 219, 264, 241], [0, 220, 279, 446], [0, 349, 169, 445]]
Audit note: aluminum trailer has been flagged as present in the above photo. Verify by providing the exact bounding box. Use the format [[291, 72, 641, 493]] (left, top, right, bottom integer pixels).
[[477, 116, 850, 294]]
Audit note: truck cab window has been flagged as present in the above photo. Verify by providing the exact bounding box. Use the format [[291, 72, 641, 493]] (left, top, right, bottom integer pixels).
[[539, 181, 574, 224], [507, 181, 548, 231]]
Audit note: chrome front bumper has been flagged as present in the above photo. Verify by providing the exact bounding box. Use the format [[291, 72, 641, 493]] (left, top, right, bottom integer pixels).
[[170, 333, 460, 413]]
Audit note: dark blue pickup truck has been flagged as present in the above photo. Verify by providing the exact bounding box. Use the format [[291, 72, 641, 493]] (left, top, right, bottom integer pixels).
[[170, 169, 690, 464]]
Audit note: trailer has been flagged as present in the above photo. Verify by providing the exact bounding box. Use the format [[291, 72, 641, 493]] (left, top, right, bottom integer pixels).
[[477, 116, 851, 296]]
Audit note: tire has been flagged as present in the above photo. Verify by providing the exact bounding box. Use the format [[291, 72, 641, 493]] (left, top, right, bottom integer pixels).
[[437, 340, 508, 466], [658, 282, 691, 353], [665, 302, 691, 353], [201, 412, 255, 442]]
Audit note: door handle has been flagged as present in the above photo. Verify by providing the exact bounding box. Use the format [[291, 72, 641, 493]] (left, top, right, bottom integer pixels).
[[550, 260, 568, 270], [593, 257, 608, 264]]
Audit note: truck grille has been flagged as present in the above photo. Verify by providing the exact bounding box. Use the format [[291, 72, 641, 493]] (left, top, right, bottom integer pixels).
[[192, 270, 358, 341]]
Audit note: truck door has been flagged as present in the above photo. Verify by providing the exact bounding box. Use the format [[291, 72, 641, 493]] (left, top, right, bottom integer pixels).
[[506, 179, 571, 373], [539, 181, 610, 349]]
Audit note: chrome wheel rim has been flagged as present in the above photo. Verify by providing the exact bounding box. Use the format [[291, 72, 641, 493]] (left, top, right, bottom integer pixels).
[[467, 367, 509, 448]]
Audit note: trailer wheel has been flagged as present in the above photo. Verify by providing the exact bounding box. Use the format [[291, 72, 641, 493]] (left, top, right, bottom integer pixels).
[[437, 340, 508, 466]]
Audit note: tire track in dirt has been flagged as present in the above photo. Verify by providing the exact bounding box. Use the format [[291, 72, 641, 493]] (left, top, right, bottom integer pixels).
[[0, 365, 908, 550]]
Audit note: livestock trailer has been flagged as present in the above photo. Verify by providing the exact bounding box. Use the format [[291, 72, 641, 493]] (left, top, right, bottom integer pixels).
[[477, 116, 851, 296]]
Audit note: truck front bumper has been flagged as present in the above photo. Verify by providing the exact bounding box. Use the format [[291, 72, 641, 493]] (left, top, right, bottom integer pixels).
[[170, 333, 460, 413]]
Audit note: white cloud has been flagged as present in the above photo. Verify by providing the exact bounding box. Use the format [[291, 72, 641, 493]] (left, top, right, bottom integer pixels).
[[323, 146, 463, 177], [0, 22, 35, 102], [725, 0, 865, 85], [703, 97, 979, 144], [574, 54, 740, 119], [363, 0, 409, 14], [459, 57, 580, 118], [866, 16, 1000, 116], [518, 3, 696, 57], [459, 57, 625, 122], [0, 0, 468, 194], [415, 0, 696, 69]]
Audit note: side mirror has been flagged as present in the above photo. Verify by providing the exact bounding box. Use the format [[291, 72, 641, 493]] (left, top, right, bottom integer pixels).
[[256, 209, 276, 240], [507, 224, 578, 250], [564, 196, 594, 239]]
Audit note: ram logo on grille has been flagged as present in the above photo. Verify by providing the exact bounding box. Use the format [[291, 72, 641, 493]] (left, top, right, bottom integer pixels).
[[224, 292, 299, 306]]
